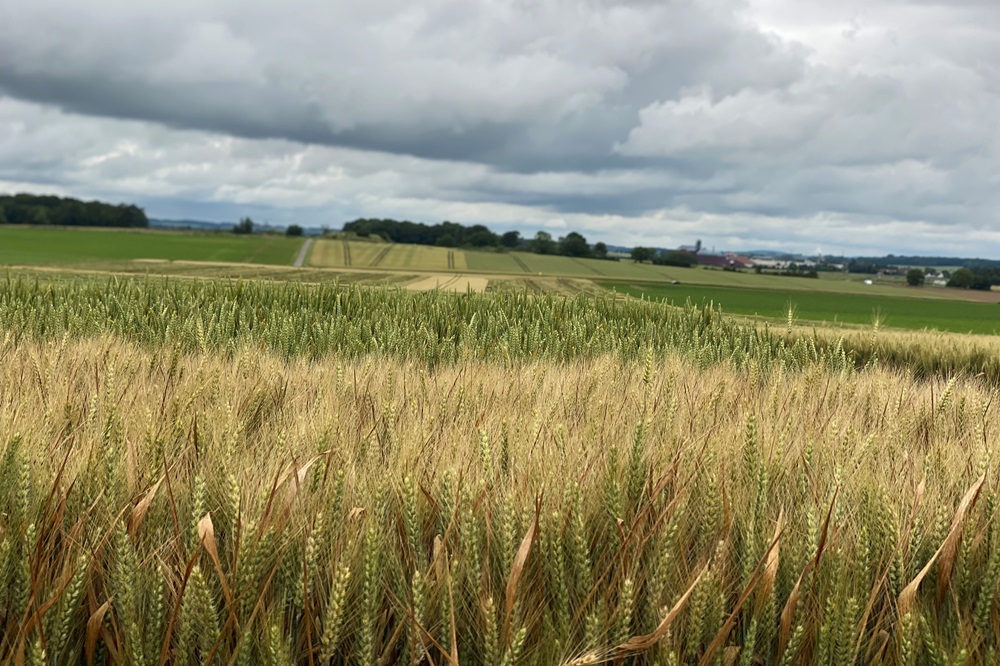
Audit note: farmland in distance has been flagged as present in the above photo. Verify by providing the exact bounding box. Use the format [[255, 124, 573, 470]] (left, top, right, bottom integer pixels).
[[608, 281, 1000, 335], [0, 225, 303, 265]]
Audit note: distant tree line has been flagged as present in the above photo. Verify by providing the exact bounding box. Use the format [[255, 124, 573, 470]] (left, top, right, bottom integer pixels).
[[838, 255, 1000, 272], [341, 218, 614, 259], [629, 247, 699, 267], [846, 261, 884, 274], [946, 267, 1000, 291], [762, 266, 819, 278], [233, 217, 255, 234], [843, 256, 998, 290], [0, 193, 148, 228]]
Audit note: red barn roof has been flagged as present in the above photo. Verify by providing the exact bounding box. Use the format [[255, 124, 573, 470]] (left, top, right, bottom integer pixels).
[[697, 253, 754, 268]]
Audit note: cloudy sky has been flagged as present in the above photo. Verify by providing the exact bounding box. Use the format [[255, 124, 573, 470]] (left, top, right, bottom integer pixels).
[[1, 0, 998, 256]]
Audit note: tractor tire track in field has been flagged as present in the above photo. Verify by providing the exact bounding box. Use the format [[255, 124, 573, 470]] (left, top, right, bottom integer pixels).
[[511, 254, 531, 273], [243, 235, 277, 263], [447, 251, 455, 270], [569, 257, 603, 275], [406, 274, 488, 292], [523, 278, 543, 293], [371, 245, 392, 267], [342, 240, 352, 267], [557, 278, 580, 294]]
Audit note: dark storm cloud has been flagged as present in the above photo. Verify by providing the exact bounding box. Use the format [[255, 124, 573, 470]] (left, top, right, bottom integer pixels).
[[0, 0, 998, 255], [0, 69, 530, 163], [0, 0, 803, 170]]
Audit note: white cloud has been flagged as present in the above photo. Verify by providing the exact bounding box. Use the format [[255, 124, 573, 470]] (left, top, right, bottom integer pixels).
[[0, 0, 998, 256], [617, 85, 823, 156]]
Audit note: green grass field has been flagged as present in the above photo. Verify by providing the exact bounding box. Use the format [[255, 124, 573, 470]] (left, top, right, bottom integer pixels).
[[307, 240, 975, 299], [0, 226, 303, 265], [462, 250, 524, 272], [4, 228, 995, 338], [474, 251, 698, 281], [608, 281, 1000, 334], [309, 240, 701, 281]]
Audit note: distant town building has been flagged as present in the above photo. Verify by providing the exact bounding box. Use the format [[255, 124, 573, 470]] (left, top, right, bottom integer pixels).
[[696, 252, 754, 269]]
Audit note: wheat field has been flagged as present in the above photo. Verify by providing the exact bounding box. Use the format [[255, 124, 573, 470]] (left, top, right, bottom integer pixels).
[[0, 276, 998, 664]]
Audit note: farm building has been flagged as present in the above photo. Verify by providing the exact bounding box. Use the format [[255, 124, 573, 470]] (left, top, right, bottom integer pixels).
[[697, 253, 755, 269]]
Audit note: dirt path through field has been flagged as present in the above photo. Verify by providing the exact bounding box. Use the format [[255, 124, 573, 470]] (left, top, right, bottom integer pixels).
[[293, 238, 313, 267], [406, 274, 489, 292]]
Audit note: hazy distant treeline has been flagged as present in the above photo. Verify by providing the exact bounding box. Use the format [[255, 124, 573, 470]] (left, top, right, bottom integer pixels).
[[342, 218, 504, 248], [0, 193, 148, 228], [341, 217, 613, 258], [833, 255, 1000, 271]]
